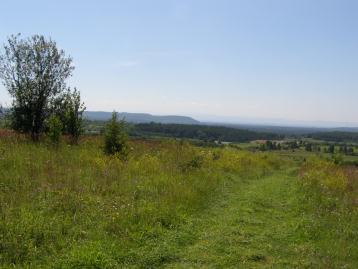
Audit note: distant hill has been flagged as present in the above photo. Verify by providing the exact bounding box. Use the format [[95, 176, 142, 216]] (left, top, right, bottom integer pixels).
[[84, 111, 358, 135], [84, 111, 200, 125]]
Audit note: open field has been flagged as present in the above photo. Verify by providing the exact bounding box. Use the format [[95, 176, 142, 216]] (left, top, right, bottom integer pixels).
[[1, 3, 358, 268], [0, 134, 357, 268]]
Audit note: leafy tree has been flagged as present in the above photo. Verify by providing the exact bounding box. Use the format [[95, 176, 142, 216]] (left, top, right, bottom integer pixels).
[[265, 140, 277, 150], [104, 111, 128, 158], [305, 143, 312, 152], [0, 34, 74, 141], [46, 115, 62, 145], [327, 144, 335, 154], [60, 88, 85, 144], [265, 140, 272, 150], [259, 143, 266, 151], [339, 144, 348, 154]]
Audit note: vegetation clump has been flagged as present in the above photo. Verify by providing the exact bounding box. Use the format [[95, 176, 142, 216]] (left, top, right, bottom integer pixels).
[[300, 157, 357, 205], [0, 34, 85, 142], [46, 115, 63, 145], [56, 88, 86, 144], [104, 111, 128, 158]]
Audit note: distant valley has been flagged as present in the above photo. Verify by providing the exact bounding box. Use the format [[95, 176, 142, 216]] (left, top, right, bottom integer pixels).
[[84, 111, 358, 135]]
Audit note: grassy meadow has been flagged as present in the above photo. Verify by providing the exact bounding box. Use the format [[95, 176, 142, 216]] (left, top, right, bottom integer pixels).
[[0, 133, 357, 268]]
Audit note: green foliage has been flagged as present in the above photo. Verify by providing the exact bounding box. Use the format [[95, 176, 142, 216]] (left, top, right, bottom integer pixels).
[[103, 112, 128, 158], [260, 140, 282, 151], [180, 154, 204, 171], [131, 122, 283, 142], [46, 115, 63, 144], [305, 143, 312, 151], [0, 105, 6, 128], [327, 144, 335, 154], [0, 34, 84, 142], [61, 88, 86, 144], [309, 131, 358, 143], [300, 157, 356, 202]]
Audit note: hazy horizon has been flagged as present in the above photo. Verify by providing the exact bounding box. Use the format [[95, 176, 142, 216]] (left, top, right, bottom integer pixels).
[[1, 0, 358, 126], [82, 110, 358, 128]]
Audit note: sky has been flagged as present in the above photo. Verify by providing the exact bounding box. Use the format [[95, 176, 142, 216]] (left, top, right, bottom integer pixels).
[[0, 0, 358, 126]]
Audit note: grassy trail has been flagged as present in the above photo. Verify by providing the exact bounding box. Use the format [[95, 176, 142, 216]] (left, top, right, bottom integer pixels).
[[1, 138, 356, 268], [163, 171, 324, 268]]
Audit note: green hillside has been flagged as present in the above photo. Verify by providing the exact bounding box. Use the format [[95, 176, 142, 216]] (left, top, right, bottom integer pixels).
[[0, 134, 356, 268]]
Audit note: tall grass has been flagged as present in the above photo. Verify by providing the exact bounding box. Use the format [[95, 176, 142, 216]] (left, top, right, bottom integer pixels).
[[0, 136, 279, 267], [300, 156, 357, 207], [298, 157, 358, 267]]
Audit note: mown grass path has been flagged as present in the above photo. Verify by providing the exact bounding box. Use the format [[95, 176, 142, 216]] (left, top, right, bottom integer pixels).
[[162, 171, 336, 269]]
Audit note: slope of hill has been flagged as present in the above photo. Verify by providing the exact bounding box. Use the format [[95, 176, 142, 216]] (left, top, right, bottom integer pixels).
[[1, 137, 356, 268], [84, 111, 200, 124]]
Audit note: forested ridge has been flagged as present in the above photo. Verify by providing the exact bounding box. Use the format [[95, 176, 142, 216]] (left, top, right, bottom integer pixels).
[[130, 122, 283, 142]]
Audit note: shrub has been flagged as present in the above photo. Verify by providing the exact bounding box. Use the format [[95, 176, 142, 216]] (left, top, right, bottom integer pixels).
[[47, 115, 63, 145], [103, 111, 128, 158], [180, 155, 204, 171], [61, 88, 86, 144]]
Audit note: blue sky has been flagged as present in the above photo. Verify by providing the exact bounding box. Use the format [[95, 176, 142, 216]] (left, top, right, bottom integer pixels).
[[1, 0, 358, 126]]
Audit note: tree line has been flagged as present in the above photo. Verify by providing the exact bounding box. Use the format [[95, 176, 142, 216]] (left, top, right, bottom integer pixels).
[[259, 140, 356, 155], [307, 132, 358, 143], [130, 122, 283, 142]]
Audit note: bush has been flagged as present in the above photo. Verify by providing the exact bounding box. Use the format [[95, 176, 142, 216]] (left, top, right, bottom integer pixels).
[[61, 88, 86, 144], [180, 155, 204, 171], [47, 115, 63, 145], [103, 111, 128, 158]]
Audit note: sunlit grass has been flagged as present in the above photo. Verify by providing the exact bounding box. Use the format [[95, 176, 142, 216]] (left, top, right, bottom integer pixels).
[[0, 136, 279, 267]]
